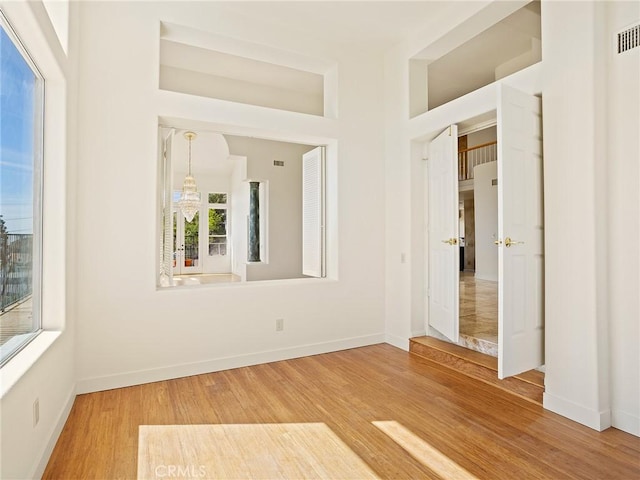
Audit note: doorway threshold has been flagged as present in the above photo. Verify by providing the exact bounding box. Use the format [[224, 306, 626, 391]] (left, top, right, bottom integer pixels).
[[458, 333, 498, 357], [409, 336, 544, 405]]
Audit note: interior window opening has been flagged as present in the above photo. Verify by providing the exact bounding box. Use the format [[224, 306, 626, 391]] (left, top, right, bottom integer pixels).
[[157, 127, 327, 287]]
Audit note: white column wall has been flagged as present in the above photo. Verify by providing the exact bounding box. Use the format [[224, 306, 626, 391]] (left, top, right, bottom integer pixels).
[[606, 1, 640, 436], [73, 1, 387, 392], [541, 0, 611, 431], [384, 42, 415, 349]]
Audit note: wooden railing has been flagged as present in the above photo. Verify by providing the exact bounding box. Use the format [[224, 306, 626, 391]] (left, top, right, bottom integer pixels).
[[458, 140, 497, 181]]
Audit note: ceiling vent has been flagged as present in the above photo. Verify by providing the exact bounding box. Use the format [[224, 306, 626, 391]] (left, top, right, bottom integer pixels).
[[617, 23, 639, 54], [273, 160, 285, 167]]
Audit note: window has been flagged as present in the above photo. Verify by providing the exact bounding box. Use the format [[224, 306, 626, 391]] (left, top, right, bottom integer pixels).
[[0, 14, 44, 366], [208, 193, 228, 256]]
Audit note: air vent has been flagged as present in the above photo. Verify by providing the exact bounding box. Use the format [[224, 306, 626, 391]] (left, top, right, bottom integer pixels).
[[617, 23, 640, 54], [273, 160, 285, 167]]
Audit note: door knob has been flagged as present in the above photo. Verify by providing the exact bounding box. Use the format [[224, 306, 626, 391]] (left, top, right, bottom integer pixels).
[[504, 237, 524, 248], [441, 238, 458, 245]]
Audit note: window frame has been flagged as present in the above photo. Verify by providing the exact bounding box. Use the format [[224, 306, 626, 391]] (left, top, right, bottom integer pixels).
[[0, 11, 45, 368]]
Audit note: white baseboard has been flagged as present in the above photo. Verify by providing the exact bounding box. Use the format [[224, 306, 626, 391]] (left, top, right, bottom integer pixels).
[[474, 272, 498, 282], [385, 333, 409, 351], [76, 334, 385, 394], [612, 408, 640, 437], [31, 385, 76, 479], [543, 392, 611, 431], [411, 329, 426, 338]]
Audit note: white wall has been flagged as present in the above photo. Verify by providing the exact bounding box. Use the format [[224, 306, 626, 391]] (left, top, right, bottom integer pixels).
[[73, 1, 386, 393], [541, 1, 639, 434], [0, 1, 77, 478], [474, 161, 498, 281], [606, 1, 640, 436], [230, 156, 248, 281], [541, 0, 608, 431], [495, 38, 541, 80], [466, 125, 496, 146], [224, 136, 314, 281]]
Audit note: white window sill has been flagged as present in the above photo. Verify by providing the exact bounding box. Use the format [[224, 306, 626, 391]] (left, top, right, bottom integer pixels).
[[0, 331, 62, 399]]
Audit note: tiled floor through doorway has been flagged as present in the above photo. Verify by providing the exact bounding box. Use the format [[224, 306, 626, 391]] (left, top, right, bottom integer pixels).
[[459, 272, 498, 356]]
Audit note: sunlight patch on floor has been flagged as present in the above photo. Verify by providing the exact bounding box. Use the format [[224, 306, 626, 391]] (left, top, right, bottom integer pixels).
[[372, 421, 478, 480], [138, 423, 379, 480]]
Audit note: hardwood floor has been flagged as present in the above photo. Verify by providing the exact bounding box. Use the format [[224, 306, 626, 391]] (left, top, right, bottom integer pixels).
[[44, 344, 640, 480], [409, 337, 544, 405]]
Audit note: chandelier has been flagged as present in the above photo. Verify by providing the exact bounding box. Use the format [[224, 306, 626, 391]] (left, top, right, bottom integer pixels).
[[176, 131, 201, 222]]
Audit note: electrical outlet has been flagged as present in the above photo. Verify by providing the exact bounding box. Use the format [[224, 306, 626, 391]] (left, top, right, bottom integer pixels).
[[33, 398, 39, 427], [275, 318, 284, 332]]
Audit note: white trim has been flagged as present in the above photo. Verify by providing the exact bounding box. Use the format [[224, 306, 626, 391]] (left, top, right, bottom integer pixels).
[[611, 408, 640, 437], [385, 334, 410, 351], [458, 119, 497, 137], [76, 334, 385, 394], [31, 385, 76, 479], [543, 392, 612, 431], [0, 331, 61, 398], [411, 329, 427, 338]]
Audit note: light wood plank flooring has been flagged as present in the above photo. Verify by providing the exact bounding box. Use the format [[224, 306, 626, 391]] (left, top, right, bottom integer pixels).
[[43, 344, 639, 480]]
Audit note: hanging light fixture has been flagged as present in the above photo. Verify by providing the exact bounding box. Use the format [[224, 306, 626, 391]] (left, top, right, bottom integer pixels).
[[177, 131, 201, 222]]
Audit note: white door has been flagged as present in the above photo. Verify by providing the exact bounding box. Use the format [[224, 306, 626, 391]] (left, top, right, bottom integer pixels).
[[173, 207, 203, 275], [497, 84, 544, 379], [302, 146, 325, 278], [428, 126, 459, 342]]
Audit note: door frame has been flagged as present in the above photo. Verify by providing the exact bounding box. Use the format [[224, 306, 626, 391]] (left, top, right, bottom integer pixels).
[[421, 90, 545, 379]]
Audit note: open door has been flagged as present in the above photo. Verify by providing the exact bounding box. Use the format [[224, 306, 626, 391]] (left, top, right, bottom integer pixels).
[[497, 84, 544, 379], [302, 146, 325, 278], [428, 126, 459, 342]]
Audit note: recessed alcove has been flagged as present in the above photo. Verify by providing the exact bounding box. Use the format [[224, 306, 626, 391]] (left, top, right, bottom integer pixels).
[[159, 22, 336, 117], [409, 1, 541, 118]]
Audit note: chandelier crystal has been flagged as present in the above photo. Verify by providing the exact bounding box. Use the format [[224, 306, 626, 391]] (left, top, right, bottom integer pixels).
[[177, 131, 201, 222]]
